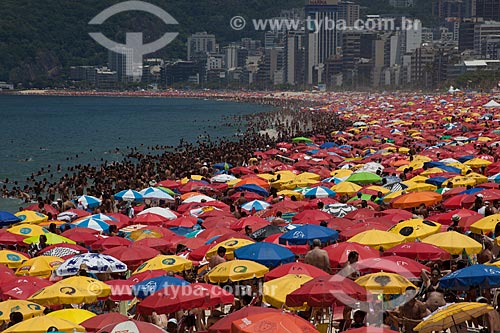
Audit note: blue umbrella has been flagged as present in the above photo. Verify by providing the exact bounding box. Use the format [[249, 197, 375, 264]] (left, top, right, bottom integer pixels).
[[426, 177, 448, 187], [77, 195, 101, 209], [439, 264, 500, 290], [320, 142, 337, 149], [436, 165, 462, 174], [213, 162, 232, 170], [72, 217, 110, 232], [241, 200, 271, 212], [279, 225, 338, 245], [234, 242, 295, 267], [236, 184, 269, 197], [132, 276, 189, 299], [114, 189, 143, 202], [0, 211, 21, 226], [457, 155, 474, 163], [139, 187, 174, 200], [169, 227, 195, 236], [460, 188, 484, 195], [304, 186, 336, 199]]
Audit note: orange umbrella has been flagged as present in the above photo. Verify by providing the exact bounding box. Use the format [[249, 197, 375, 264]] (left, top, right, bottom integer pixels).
[[231, 312, 319, 333], [391, 191, 442, 209], [180, 192, 202, 201], [234, 177, 270, 190]]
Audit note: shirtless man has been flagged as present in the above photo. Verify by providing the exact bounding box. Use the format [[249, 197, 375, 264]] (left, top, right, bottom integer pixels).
[[304, 239, 331, 274], [477, 297, 500, 333], [398, 286, 430, 333], [209, 246, 226, 269]]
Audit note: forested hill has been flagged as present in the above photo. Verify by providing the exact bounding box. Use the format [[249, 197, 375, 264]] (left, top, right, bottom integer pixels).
[[0, 0, 432, 86]]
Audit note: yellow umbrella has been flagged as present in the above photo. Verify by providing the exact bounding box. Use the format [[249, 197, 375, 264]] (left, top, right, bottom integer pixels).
[[205, 238, 255, 260], [414, 302, 493, 333], [58, 276, 111, 298], [366, 185, 390, 195], [15, 256, 64, 278], [7, 225, 48, 237], [14, 211, 48, 224], [421, 231, 482, 255], [226, 178, 241, 188], [0, 300, 45, 321], [262, 274, 313, 309], [383, 190, 405, 202], [277, 190, 304, 200], [421, 168, 447, 176], [464, 158, 493, 168], [443, 176, 476, 188], [205, 260, 269, 283], [3, 315, 85, 333], [133, 255, 193, 274], [330, 169, 353, 178], [404, 182, 437, 193], [470, 214, 500, 235], [46, 308, 96, 324], [331, 182, 362, 196], [467, 172, 489, 184], [355, 272, 416, 294], [406, 175, 429, 183], [388, 219, 441, 242], [28, 278, 107, 306], [446, 162, 471, 175], [129, 229, 162, 241], [181, 175, 205, 184], [0, 250, 30, 269], [347, 230, 405, 250]]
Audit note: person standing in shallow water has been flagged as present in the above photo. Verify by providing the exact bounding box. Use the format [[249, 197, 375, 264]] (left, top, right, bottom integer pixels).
[[304, 239, 331, 274]]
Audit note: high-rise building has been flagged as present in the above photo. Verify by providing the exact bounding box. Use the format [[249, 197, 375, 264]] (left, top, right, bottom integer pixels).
[[108, 46, 138, 82], [285, 31, 305, 86], [389, 0, 414, 7], [338, 1, 360, 27], [433, 0, 464, 19], [187, 32, 217, 61], [305, 0, 339, 85], [474, 20, 500, 56], [476, 0, 500, 21]]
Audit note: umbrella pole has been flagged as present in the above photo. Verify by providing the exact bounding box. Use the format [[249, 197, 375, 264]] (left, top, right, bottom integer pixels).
[[328, 305, 333, 333], [452, 315, 458, 332]]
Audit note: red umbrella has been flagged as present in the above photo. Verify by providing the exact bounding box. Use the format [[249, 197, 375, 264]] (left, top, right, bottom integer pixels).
[[190, 283, 234, 306], [126, 269, 173, 284], [24, 203, 59, 215], [230, 191, 263, 202], [197, 227, 234, 240], [265, 262, 330, 281], [132, 238, 171, 253], [462, 189, 500, 206], [442, 194, 469, 210], [344, 208, 378, 221], [81, 313, 129, 333], [0, 264, 15, 282], [458, 214, 484, 231], [97, 320, 166, 333], [202, 216, 237, 229], [325, 242, 380, 268], [157, 179, 180, 189], [131, 213, 168, 225], [292, 209, 333, 223], [383, 242, 451, 261], [176, 237, 206, 250], [106, 213, 130, 224], [430, 209, 481, 225], [208, 307, 282, 333], [91, 236, 132, 251], [376, 209, 413, 220], [187, 244, 212, 261], [353, 256, 429, 279], [230, 216, 269, 231], [164, 216, 197, 228], [61, 227, 99, 236], [286, 276, 369, 308], [103, 246, 160, 270], [441, 187, 467, 198], [231, 312, 319, 333], [62, 230, 101, 246], [0, 230, 26, 246], [477, 182, 500, 189], [348, 327, 399, 333], [0, 276, 52, 300], [340, 222, 392, 240], [137, 285, 209, 315], [105, 279, 134, 301]]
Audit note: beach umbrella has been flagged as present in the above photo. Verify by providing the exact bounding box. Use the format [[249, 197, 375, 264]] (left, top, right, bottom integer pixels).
[[0, 211, 21, 226], [77, 195, 101, 208], [139, 187, 174, 200], [0, 250, 30, 268], [205, 260, 269, 283], [383, 182, 408, 193], [325, 242, 380, 267], [56, 209, 91, 222], [488, 172, 500, 184], [208, 307, 282, 333], [414, 302, 493, 333], [469, 214, 500, 234], [347, 230, 405, 250], [0, 300, 45, 321], [114, 189, 143, 202], [232, 311, 320, 333], [292, 136, 313, 143], [262, 274, 313, 309], [0, 230, 26, 246], [132, 275, 189, 299], [391, 191, 442, 209], [236, 184, 269, 197], [292, 209, 334, 223], [47, 308, 96, 324], [182, 194, 216, 203], [97, 320, 166, 333], [81, 313, 129, 333], [241, 200, 271, 212], [322, 203, 357, 218], [211, 174, 237, 183], [346, 172, 382, 184], [206, 238, 255, 260], [133, 255, 193, 274], [264, 262, 330, 281], [28, 276, 110, 305], [55, 253, 128, 276], [304, 186, 336, 199], [440, 264, 500, 290], [388, 219, 441, 241], [331, 182, 362, 195], [231, 216, 269, 232], [102, 246, 160, 270], [14, 211, 48, 224], [250, 225, 284, 242], [72, 217, 110, 232], [0, 276, 52, 301], [23, 233, 76, 246], [3, 316, 85, 333], [234, 242, 295, 267], [16, 256, 64, 278], [90, 236, 132, 251], [383, 242, 451, 261], [285, 276, 369, 308], [132, 237, 170, 252], [421, 231, 482, 255], [279, 225, 338, 245], [355, 272, 416, 294], [353, 256, 429, 279]]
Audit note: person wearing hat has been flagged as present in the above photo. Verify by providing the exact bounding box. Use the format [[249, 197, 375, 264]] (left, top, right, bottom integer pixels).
[[473, 194, 484, 213], [166, 318, 178, 333], [447, 214, 461, 232]]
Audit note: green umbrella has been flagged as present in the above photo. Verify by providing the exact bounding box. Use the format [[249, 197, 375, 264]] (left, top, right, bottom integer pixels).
[[292, 137, 313, 143], [157, 186, 175, 196], [348, 193, 372, 202], [345, 172, 382, 185], [23, 232, 75, 245]]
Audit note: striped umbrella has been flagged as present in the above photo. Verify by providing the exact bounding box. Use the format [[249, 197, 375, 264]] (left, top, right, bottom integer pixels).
[[72, 217, 110, 232], [488, 173, 500, 184], [384, 182, 408, 193], [114, 190, 143, 202], [55, 253, 128, 276], [303, 186, 336, 199], [322, 203, 357, 218], [77, 195, 101, 209], [139, 187, 174, 200], [241, 200, 271, 212]]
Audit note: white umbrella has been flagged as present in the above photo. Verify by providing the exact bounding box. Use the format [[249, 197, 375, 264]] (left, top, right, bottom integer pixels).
[[138, 207, 178, 220], [55, 253, 127, 276], [139, 187, 174, 200]]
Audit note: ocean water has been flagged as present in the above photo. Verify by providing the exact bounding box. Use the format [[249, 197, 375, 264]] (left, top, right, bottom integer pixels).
[[0, 95, 272, 212]]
